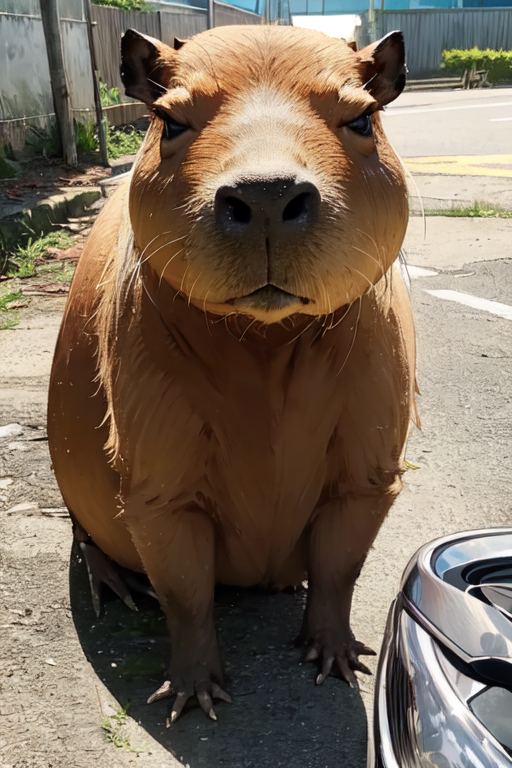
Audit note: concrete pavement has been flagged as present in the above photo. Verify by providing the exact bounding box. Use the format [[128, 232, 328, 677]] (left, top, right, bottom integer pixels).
[[407, 170, 512, 212]]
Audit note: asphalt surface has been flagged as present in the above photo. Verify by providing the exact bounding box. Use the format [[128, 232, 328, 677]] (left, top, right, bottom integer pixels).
[[382, 88, 512, 158]]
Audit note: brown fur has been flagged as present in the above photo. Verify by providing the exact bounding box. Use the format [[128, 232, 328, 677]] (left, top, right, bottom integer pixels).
[[48, 25, 417, 717]]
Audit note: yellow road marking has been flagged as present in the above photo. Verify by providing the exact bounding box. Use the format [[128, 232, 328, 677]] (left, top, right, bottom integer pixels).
[[404, 155, 512, 178]]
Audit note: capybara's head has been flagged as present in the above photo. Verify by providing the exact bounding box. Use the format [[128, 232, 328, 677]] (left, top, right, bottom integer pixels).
[[121, 25, 408, 323]]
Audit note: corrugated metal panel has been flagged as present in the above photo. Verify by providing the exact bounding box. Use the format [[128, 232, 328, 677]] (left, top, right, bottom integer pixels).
[[375, 9, 512, 75], [61, 20, 95, 111], [91, 3, 265, 98], [90, 5, 162, 96], [160, 10, 207, 44], [214, 2, 263, 25]]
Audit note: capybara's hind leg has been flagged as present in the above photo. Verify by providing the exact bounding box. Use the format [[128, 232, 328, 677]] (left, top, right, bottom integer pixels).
[[125, 504, 231, 724], [73, 520, 155, 616], [299, 491, 397, 686]]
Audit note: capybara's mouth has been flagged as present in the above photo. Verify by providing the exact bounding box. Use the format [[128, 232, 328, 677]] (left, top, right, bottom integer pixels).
[[229, 285, 312, 313]]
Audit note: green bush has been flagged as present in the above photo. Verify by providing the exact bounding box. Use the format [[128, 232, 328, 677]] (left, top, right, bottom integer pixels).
[[100, 82, 122, 107], [107, 125, 145, 159], [93, 0, 150, 11], [75, 120, 99, 154], [442, 48, 512, 84]]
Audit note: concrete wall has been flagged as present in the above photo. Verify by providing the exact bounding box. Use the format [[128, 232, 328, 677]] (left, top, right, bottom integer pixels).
[[0, 1, 94, 151], [0, 14, 54, 120]]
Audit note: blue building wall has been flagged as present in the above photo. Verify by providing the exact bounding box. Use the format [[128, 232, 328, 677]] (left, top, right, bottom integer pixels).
[[289, 0, 511, 12]]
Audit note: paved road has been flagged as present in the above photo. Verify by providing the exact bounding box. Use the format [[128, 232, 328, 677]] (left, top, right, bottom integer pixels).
[[382, 88, 512, 158]]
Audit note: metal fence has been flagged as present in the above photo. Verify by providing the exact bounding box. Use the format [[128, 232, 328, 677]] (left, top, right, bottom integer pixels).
[[355, 8, 512, 75], [91, 2, 263, 99], [0, 1, 267, 153]]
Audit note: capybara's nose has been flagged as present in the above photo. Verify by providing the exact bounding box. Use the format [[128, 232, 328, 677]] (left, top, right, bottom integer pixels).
[[215, 177, 321, 240]]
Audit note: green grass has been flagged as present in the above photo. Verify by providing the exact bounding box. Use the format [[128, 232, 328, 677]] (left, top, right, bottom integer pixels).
[[101, 703, 141, 753], [102, 717, 132, 749], [8, 230, 74, 278], [0, 291, 23, 330], [426, 202, 512, 219], [76, 120, 98, 154], [37, 259, 77, 284], [107, 126, 145, 160]]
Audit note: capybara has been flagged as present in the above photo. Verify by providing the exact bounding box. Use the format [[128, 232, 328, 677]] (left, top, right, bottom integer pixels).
[[48, 25, 418, 723]]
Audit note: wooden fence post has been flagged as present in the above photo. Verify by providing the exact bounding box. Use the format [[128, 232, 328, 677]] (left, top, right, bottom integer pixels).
[[40, 0, 77, 166], [84, 0, 109, 167]]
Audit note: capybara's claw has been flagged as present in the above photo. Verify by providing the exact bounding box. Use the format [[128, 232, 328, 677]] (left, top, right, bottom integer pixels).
[[148, 678, 231, 725], [78, 541, 138, 617], [303, 638, 375, 689], [147, 679, 174, 705]]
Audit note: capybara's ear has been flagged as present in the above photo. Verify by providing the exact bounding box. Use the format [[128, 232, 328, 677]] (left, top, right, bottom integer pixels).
[[121, 28, 175, 104], [347, 40, 358, 52], [358, 30, 406, 107], [174, 37, 187, 50]]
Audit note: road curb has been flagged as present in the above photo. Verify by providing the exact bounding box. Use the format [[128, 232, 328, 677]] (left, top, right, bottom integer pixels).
[[1, 187, 102, 244]]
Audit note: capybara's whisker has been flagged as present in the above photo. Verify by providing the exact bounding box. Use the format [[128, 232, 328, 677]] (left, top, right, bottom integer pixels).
[[48, 25, 417, 725], [238, 317, 257, 342], [188, 272, 204, 308], [336, 297, 362, 377], [158, 247, 185, 292]]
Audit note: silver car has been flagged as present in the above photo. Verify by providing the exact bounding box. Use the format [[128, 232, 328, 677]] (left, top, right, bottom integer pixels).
[[368, 527, 512, 767]]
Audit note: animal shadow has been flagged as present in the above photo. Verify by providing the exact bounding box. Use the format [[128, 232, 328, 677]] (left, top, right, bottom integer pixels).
[[70, 546, 368, 768]]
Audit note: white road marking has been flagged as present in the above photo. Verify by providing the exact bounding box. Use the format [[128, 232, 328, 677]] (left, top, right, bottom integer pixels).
[[384, 102, 512, 117], [407, 265, 439, 278], [489, 117, 512, 122], [425, 290, 512, 320]]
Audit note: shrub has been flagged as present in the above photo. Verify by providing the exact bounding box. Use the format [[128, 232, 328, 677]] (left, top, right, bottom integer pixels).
[[107, 125, 145, 159], [100, 83, 122, 107], [442, 48, 512, 84], [93, 0, 151, 11], [75, 120, 99, 154]]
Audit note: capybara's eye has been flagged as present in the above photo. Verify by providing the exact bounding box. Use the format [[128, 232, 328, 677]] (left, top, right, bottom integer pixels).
[[346, 113, 372, 137], [153, 108, 190, 141]]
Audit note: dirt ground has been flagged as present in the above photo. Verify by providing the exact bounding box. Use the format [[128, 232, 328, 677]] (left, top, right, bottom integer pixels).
[[1, 202, 511, 767]]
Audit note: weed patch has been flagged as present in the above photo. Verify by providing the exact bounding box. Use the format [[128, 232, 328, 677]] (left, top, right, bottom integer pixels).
[[426, 202, 512, 219], [0, 291, 23, 329], [7, 231, 74, 278], [101, 703, 141, 754], [107, 126, 145, 160], [75, 121, 98, 154], [37, 259, 77, 284]]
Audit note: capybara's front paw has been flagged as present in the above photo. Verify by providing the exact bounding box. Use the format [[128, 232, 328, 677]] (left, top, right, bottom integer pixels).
[[302, 635, 376, 688], [147, 673, 232, 725]]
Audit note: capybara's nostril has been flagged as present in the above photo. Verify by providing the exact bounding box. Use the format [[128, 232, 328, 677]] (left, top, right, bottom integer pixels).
[[226, 196, 252, 225], [282, 190, 319, 224]]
